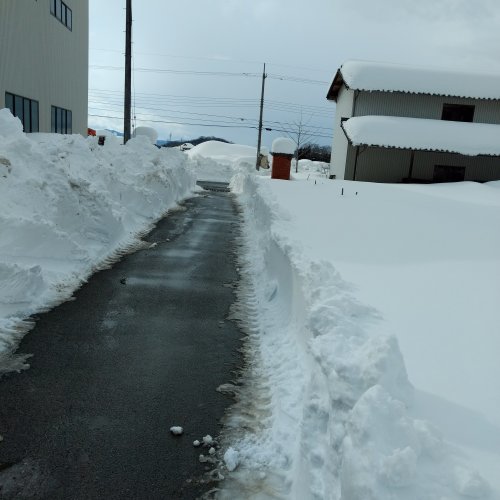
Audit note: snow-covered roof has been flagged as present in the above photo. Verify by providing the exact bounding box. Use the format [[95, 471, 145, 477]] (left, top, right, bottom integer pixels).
[[342, 116, 500, 156], [327, 60, 500, 101]]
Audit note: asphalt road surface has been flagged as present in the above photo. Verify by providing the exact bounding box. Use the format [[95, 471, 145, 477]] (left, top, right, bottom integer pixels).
[[0, 183, 243, 499]]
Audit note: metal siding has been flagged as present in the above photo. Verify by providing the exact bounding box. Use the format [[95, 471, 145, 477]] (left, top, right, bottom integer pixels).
[[0, 0, 88, 135], [348, 147, 500, 182], [330, 85, 354, 179], [353, 148, 412, 182], [412, 151, 500, 181], [355, 91, 500, 124], [344, 145, 356, 180]]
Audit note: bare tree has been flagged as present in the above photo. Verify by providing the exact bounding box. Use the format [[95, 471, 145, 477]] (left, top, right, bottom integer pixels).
[[277, 110, 317, 173]]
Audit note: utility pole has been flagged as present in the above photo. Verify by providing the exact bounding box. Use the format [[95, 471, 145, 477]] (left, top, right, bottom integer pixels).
[[124, 0, 132, 144], [255, 63, 267, 170]]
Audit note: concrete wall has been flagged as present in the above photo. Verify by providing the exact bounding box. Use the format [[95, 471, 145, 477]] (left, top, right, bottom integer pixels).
[[330, 85, 354, 179], [355, 91, 500, 124], [345, 145, 500, 182], [0, 0, 89, 135]]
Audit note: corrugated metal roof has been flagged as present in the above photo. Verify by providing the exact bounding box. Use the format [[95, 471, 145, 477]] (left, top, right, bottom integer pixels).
[[327, 60, 500, 102], [342, 116, 500, 156]]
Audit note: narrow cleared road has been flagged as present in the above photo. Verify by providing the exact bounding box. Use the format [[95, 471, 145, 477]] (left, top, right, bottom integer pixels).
[[0, 183, 243, 499]]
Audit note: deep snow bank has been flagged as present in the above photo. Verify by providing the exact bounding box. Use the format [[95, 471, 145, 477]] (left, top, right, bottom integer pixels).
[[224, 173, 499, 500], [0, 109, 196, 373], [187, 140, 258, 182]]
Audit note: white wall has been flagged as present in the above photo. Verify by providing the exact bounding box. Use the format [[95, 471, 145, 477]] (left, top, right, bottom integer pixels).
[[0, 0, 88, 135], [330, 86, 354, 180]]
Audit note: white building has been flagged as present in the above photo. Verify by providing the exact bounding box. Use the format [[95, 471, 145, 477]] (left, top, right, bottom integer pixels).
[[0, 0, 89, 135], [327, 61, 500, 183]]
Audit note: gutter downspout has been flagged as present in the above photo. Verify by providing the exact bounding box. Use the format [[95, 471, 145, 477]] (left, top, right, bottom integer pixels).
[[340, 120, 360, 181], [352, 89, 359, 117], [408, 150, 415, 180], [353, 145, 360, 181]]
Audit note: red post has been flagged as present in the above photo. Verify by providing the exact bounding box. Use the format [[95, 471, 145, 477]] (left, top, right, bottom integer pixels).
[[271, 153, 293, 180]]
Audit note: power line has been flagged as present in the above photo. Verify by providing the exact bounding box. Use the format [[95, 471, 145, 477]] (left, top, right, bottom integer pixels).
[[90, 66, 329, 85], [89, 89, 333, 116], [88, 101, 333, 132], [90, 65, 260, 78], [89, 113, 259, 130], [88, 113, 333, 139], [89, 101, 259, 123], [89, 47, 333, 75]]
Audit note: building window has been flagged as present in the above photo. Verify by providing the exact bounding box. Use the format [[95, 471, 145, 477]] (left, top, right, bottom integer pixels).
[[51, 105, 72, 134], [441, 104, 474, 122], [5, 92, 39, 133], [50, 0, 72, 31], [433, 165, 466, 183]]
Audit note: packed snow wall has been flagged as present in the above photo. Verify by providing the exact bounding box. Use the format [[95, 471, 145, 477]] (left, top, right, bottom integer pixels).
[[225, 172, 492, 500], [0, 109, 197, 373]]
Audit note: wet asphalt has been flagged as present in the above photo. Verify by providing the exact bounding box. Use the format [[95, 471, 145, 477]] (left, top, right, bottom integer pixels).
[[0, 183, 243, 499]]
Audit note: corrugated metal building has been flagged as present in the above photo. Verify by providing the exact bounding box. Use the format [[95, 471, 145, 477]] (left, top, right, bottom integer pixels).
[[327, 61, 500, 182], [0, 0, 89, 135]]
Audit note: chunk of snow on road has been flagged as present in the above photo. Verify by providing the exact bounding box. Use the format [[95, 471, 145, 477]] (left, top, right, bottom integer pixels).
[[169, 426, 183, 436], [223, 447, 239, 472], [202, 434, 213, 445], [193, 440, 201, 447], [208, 447, 216, 455]]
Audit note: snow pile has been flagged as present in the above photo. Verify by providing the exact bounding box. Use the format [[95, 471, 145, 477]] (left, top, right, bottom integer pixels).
[[0, 109, 196, 372], [343, 115, 500, 156], [271, 137, 295, 155], [224, 173, 500, 499], [291, 158, 330, 181], [187, 140, 258, 182], [223, 447, 240, 472], [133, 126, 158, 144]]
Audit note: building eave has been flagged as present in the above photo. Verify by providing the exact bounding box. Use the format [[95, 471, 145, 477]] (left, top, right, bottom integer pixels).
[[326, 68, 344, 102]]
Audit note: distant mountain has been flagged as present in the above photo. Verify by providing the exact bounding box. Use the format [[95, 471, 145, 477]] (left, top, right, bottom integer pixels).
[[105, 129, 124, 137], [90, 130, 229, 148], [161, 136, 232, 148]]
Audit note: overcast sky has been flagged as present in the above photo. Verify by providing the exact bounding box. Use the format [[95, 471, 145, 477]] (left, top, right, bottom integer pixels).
[[88, 0, 500, 147]]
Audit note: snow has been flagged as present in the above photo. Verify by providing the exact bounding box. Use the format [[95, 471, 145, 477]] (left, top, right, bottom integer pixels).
[[3, 105, 499, 499], [223, 447, 240, 472], [187, 140, 258, 181], [271, 137, 295, 155], [0, 109, 196, 373], [170, 426, 184, 436], [202, 434, 214, 446], [343, 115, 500, 156], [224, 169, 500, 499], [133, 126, 158, 144], [331, 59, 500, 100]]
